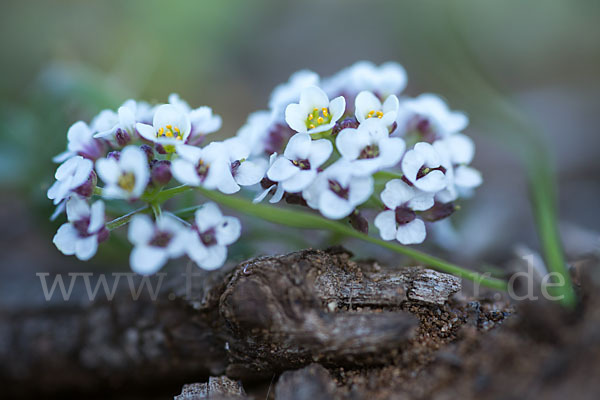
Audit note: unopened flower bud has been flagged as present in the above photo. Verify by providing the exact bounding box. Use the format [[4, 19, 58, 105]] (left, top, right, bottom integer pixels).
[[349, 210, 369, 234], [97, 226, 110, 243], [74, 170, 97, 198], [332, 117, 359, 136], [107, 151, 120, 161], [155, 144, 167, 155], [140, 144, 155, 163], [151, 160, 172, 186], [420, 201, 457, 222], [115, 128, 131, 147]]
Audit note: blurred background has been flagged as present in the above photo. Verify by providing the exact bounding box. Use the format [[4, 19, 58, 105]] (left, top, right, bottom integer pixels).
[[1, 0, 599, 306]]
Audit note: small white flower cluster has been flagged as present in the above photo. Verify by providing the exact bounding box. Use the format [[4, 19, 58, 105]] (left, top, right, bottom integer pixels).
[[242, 61, 482, 244], [48, 61, 482, 275], [49, 95, 243, 274]]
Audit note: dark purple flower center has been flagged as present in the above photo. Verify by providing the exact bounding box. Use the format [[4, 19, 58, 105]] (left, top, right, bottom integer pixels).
[[417, 165, 446, 180], [395, 207, 416, 225], [230, 160, 241, 176], [149, 230, 173, 248], [328, 179, 349, 200], [199, 227, 217, 247], [73, 218, 92, 238], [358, 144, 380, 160], [292, 158, 311, 170]]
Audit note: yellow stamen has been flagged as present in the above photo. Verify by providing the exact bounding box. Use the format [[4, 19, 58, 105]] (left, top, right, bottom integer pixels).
[[376, 111, 384, 118], [308, 114, 314, 120], [166, 124, 172, 130], [317, 117, 324, 124], [313, 108, 319, 112], [158, 127, 164, 135], [174, 126, 180, 133], [165, 131, 174, 138], [322, 108, 329, 117], [309, 124, 316, 130]]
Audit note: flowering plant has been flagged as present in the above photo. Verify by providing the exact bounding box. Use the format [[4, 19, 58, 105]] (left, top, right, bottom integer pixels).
[[47, 61, 503, 289]]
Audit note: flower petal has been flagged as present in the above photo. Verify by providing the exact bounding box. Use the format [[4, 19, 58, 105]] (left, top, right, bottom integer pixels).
[[284, 133, 311, 160], [136, 123, 157, 142], [75, 236, 98, 261], [171, 159, 202, 186], [380, 179, 413, 209], [267, 156, 298, 182], [88, 200, 105, 233], [374, 210, 397, 241], [194, 202, 223, 233], [355, 91, 382, 122], [318, 190, 354, 219], [415, 169, 447, 193], [128, 214, 155, 246], [130, 246, 168, 275], [396, 219, 426, 245], [235, 159, 267, 186], [216, 216, 241, 246], [197, 245, 227, 270], [454, 165, 482, 189], [281, 169, 316, 193], [299, 86, 329, 109], [307, 139, 333, 167], [66, 195, 90, 222], [53, 223, 78, 255]]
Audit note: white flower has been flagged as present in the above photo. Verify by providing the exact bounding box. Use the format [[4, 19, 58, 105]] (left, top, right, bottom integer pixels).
[[374, 179, 434, 245], [302, 159, 373, 219], [92, 99, 139, 145], [254, 153, 285, 204], [224, 137, 268, 191], [269, 70, 320, 120], [236, 110, 274, 157], [128, 214, 188, 275], [396, 94, 468, 139], [323, 61, 407, 97], [171, 142, 234, 193], [401, 142, 448, 193], [96, 146, 150, 199], [53, 196, 106, 261], [285, 86, 345, 134], [53, 121, 105, 162], [186, 202, 241, 270], [168, 94, 222, 141], [433, 134, 482, 202], [354, 91, 399, 128], [136, 104, 192, 151], [47, 156, 94, 205], [267, 133, 332, 193], [336, 118, 405, 176]]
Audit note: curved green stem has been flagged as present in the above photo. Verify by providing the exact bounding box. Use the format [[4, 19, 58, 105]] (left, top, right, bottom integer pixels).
[[106, 206, 149, 231], [193, 186, 506, 290], [121, 184, 507, 290]]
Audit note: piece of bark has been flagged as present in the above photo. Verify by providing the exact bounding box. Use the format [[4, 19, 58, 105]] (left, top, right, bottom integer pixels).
[[274, 364, 341, 400], [174, 376, 247, 400], [0, 248, 462, 396]]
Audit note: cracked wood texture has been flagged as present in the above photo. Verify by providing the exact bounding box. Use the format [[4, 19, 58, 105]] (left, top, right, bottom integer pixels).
[[0, 248, 462, 397]]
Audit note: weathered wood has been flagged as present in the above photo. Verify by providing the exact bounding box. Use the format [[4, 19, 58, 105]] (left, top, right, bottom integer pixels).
[[174, 376, 247, 400], [0, 248, 462, 396], [274, 364, 341, 400]]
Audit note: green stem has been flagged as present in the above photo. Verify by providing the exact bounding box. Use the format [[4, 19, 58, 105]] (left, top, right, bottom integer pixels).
[[374, 170, 404, 181], [191, 187, 506, 290], [151, 202, 162, 219], [106, 206, 149, 230], [136, 184, 507, 290]]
